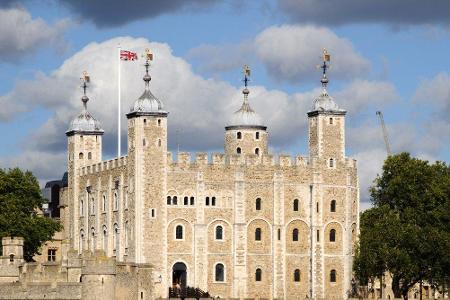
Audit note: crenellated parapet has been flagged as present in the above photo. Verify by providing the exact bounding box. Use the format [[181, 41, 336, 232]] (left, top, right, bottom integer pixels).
[[80, 156, 128, 176]]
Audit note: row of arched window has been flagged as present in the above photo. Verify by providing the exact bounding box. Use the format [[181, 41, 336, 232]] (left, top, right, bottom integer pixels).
[[236, 131, 260, 140], [254, 198, 337, 213], [79, 221, 129, 256], [80, 191, 124, 217], [167, 196, 195, 206], [78, 152, 93, 160], [175, 225, 224, 240], [236, 147, 260, 155]]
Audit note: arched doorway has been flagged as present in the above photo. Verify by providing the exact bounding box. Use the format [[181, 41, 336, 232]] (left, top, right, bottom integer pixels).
[[172, 262, 187, 288]]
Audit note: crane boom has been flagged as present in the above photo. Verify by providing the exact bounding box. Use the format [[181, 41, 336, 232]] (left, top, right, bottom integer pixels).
[[376, 111, 392, 156]]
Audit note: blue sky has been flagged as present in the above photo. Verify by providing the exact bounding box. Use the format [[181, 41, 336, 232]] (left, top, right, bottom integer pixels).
[[0, 0, 449, 208]]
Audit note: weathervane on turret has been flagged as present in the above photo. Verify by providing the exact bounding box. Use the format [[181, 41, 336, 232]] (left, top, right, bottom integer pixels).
[[142, 48, 154, 88], [243, 64, 251, 88], [80, 71, 90, 110], [319, 49, 331, 88]]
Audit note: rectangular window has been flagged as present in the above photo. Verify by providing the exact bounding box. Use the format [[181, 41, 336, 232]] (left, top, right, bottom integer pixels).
[[206, 197, 210, 206], [316, 202, 319, 213], [317, 230, 320, 242], [277, 228, 281, 240], [150, 208, 156, 218], [190, 197, 195, 205], [47, 249, 56, 262], [211, 197, 216, 206]]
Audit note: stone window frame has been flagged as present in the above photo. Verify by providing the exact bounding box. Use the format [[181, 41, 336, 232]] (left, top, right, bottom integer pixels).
[[254, 147, 260, 155], [293, 199, 299, 211], [237, 132, 242, 140], [190, 196, 195, 206], [328, 158, 335, 168], [175, 224, 185, 241], [292, 228, 299, 241], [102, 194, 107, 213], [329, 117, 334, 125], [294, 269, 301, 282], [255, 227, 262, 241], [255, 267, 262, 282], [47, 248, 57, 262], [329, 228, 336, 242], [214, 224, 224, 241], [213, 262, 226, 283], [255, 197, 262, 211], [330, 269, 337, 282], [330, 199, 336, 212], [255, 131, 260, 140], [236, 147, 241, 154]]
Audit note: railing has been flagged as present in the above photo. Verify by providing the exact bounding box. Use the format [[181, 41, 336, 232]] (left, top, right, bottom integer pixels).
[[168, 286, 211, 299]]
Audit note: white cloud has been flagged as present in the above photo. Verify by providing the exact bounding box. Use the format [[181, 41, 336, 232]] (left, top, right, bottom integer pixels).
[[0, 7, 67, 63], [413, 72, 450, 114], [188, 25, 370, 83], [0, 36, 400, 188]]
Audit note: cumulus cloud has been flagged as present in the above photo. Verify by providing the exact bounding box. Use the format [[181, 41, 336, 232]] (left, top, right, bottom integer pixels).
[[278, 0, 450, 26], [0, 36, 396, 185], [57, 0, 219, 27], [0, 7, 67, 63], [413, 72, 450, 115], [188, 25, 370, 83]]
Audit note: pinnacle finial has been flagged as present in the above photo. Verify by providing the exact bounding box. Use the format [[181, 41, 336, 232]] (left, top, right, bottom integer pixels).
[[142, 48, 153, 88], [319, 48, 331, 88], [80, 71, 90, 110], [242, 64, 251, 101]]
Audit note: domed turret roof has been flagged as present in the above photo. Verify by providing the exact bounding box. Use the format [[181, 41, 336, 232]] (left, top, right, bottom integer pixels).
[[66, 82, 104, 136], [227, 88, 264, 128], [127, 61, 167, 118], [311, 87, 344, 113]]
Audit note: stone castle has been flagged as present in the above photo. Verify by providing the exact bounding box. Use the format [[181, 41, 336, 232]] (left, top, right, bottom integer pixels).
[[0, 53, 360, 299]]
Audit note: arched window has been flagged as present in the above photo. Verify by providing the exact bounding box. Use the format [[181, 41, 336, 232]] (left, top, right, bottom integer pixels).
[[329, 158, 334, 168], [79, 152, 83, 159], [113, 192, 118, 211], [330, 269, 337, 282], [236, 147, 241, 154], [90, 198, 95, 215], [184, 196, 188, 205], [255, 228, 261, 241], [237, 132, 242, 139], [329, 117, 333, 125], [158, 119, 161, 126], [173, 196, 178, 205], [175, 225, 183, 240], [293, 199, 299, 211], [211, 196, 216, 206], [102, 225, 107, 252], [215, 263, 225, 282], [167, 196, 171, 205], [143, 118, 147, 125], [294, 269, 301, 282], [88, 152, 92, 159], [255, 198, 261, 210], [330, 229, 336, 242], [113, 223, 119, 255], [91, 227, 96, 250], [206, 196, 210, 206], [102, 195, 107, 212], [255, 148, 259, 155], [79, 229, 85, 253], [124, 221, 129, 250], [255, 268, 262, 281], [190, 196, 195, 205], [80, 199, 84, 216], [9, 254, 14, 262], [158, 139, 161, 147], [143, 138, 146, 146], [215, 226, 223, 240], [293, 228, 299, 241], [255, 132, 260, 140], [330, 200, 336, 212]]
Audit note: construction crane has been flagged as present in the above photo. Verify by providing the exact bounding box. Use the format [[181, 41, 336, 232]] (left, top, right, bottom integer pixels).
[[376, 111, 392, 156]]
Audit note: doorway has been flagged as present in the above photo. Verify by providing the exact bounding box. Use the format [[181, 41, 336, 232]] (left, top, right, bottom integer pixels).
[[172, 262, 187, 288]]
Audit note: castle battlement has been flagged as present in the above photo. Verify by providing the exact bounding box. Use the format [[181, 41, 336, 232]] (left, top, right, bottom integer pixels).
[[166, 151, 313, 169], [80, 156, 127, 176]]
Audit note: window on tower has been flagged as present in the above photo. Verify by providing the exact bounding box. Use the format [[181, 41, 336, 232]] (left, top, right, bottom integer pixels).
[[255, 268, 262, 281], [175, 225, 183, 240], [329, 158, 334, 168], [330, 200, 336, 212], [330, 269, 337, 282], [255, 228, 262, 241], [293, 228, 299, 241], [255, 148, 259, 155], [237, 132, 242, 139], [293, 199, 299, 211], [236, 147, 241, 154], [294, 269, 301, 282], [255, 198, 261, 210], [330, 229, 336, 242], [255, 132, 260, 139]]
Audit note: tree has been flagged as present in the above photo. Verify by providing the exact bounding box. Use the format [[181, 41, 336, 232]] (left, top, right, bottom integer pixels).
[[354, 153, 450, 299], [0, 167, 62, 261]]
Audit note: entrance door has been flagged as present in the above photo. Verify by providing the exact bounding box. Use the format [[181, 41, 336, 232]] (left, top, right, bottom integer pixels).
[[172, 262, 187, 288]]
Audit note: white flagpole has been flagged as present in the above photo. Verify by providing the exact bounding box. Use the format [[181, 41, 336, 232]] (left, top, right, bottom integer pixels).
[[117, 44, 121, 157]]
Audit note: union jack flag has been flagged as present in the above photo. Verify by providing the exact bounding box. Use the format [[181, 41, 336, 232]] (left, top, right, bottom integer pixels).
[[120, 50, 138, 61]]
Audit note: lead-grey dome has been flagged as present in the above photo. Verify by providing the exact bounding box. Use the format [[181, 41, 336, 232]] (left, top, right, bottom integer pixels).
[[127, 65, 167, 117], [311, 88, 344, 112], [66, 95, 104, 136], [226, 88, 265, 129]]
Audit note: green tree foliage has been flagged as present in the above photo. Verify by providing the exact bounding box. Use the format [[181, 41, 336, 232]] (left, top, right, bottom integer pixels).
[[0, 167, 62, 261], [354, 153, 450, 298]]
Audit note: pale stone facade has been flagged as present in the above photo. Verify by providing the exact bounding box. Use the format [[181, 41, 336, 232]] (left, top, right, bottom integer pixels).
[[60, 62, 359, 299]]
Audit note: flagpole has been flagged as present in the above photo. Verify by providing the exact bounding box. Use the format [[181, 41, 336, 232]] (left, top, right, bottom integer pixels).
[[117, 44, 121, 157]]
